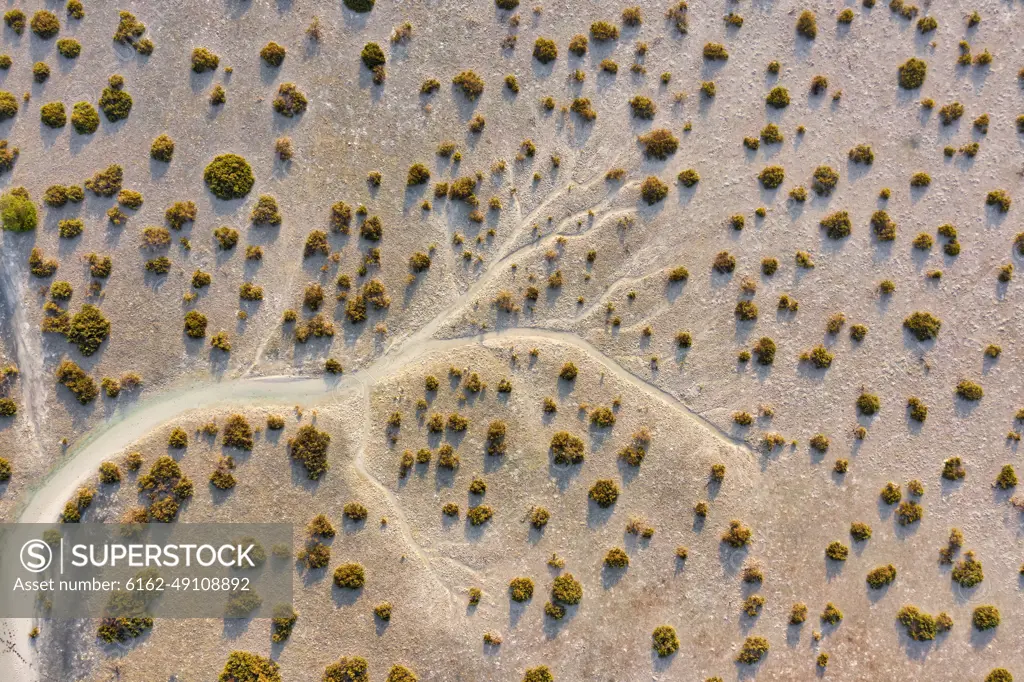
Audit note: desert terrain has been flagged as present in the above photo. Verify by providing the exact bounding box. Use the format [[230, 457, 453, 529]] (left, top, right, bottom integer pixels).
[[0, 0, 1022, 680]]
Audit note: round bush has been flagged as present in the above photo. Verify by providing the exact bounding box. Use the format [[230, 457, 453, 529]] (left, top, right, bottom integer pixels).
[[333, 562, 365, 589], [343, 0, 375, 11], [260, 42, 286, 67], [588, 479, 619, 507], [70, 102, 98, 134], [30, 10, 59, 39], [0, 192, 37, 232], [533, 37, 558, 64], [0, 91, 18, 120], [361, 42, 385, 69], [191, 47, 219, 73], [899, 58, 927, 89], [204, 154, 255, 200], [652, 625, 680, 656], [98, 85, 132, 122], [55, 38, 80, 60], [151, 134, 174, 161], [40, 102, 66, 128], [218, 651, 281, 682]]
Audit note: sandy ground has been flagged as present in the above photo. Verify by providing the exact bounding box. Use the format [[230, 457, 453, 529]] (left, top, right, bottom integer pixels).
[[0, 0, 1022, 680]]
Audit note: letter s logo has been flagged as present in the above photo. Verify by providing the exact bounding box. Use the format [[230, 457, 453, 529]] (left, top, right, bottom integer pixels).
[[20, 539, 53, 573]]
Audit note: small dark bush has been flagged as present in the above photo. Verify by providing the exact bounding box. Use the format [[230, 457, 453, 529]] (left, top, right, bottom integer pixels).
[[796, 10, 817, 39], [191, 47, 219, 73], [151, 134, 174, 161], [898, 58, 927, 89], [261, 42, 286, 67], [639, 129, 678, 159], [956, 380, 983, 401]]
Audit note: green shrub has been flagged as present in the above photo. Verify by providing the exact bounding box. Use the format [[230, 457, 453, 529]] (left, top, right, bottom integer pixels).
[[866, 564, 897, 588], [289, 425, 330, 479], [821, 602, 843, 624], [360, 42, 385, 70], [117, 189, 143, 210], [533, 37, 557, 63], [951, 550, 984, 587], [906, 396, 928, 422], [218, 652, 280, 682], [881, 482, 902, 504], [0, 192, 37, 232], [322, 652, 369, 678], [184, 311, 208, 338], [735, 300, 758, 321], [191, 47, 219, 73], [49, 281, 72, 300], [550, 431, 584, 464], [588, 479, 619, 507], [987, 190, 1011, 213], [759, 165, 785, 188], [54, 359, 96, 403], [703, 42, 728, 60], [605, 547, 629, 568], [64, 304, 109, 355], [995, 464, 1018, 489], [973, 605, 1000, 630], [333, 563, 365, 589], [85, 164, 123, 197], [639, 129, 678, 159], [910, 172, 931, 187], [812, 166, 839, 195], [766, 86, 790, 108], [58, 218, 83, 238], [956, 380, 983, 401], [898, 58, 927, 89], [898, 605, 937, 640], [630, 95, 656, 119], [99, 77, 132, 121], [939, 101, 964, 125], [451, 70, 485, 100], [570, 98, 596, 120], [261, 42, 286, 67], [896, 500, 923, 525], [752, 337, 776, 365], [652, 625, 679, 656], [56, 37, 80, 58], [204, 154, 254, 200], [820, 211, 851, 239], [522, 667, 552, 682], [850, 522, 872, 541], [272, 83, 307, 116], [568, 34, 588, 56], [825, 541, 848, 561], [30, 10, 60, 38], [640, 177, 669, 204], [722, 520, 752, 547], [736, 636, 769, 664], [151, 134, 174, 161], [0, 91, 17, 120], [4, 10, 25, 34], [70, 102, 99, 134], [0, 457, 10, 480], [509, 577, 534, 601], [796, 10, 817, 38], [677, 169, 699, 187], [591, 21, 619, 40]]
